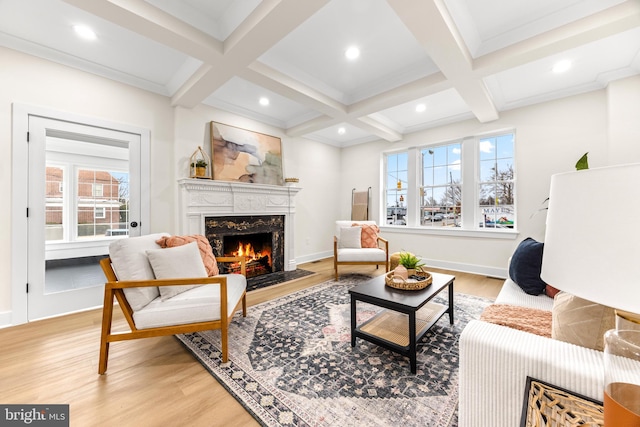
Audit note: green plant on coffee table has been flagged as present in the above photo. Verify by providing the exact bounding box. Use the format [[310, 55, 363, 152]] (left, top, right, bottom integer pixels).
[[398, 251, 425, 270]]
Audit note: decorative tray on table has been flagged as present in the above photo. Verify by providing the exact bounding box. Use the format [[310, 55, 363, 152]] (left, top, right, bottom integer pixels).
[[385, 268, 432, 291]]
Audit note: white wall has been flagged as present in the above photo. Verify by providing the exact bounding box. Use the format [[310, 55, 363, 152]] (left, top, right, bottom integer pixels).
[[607, 75, 640, 165]]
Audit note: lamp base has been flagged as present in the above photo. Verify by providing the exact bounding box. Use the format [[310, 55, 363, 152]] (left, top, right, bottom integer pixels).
[[604, 329, 640, 426], [604, 383, 640, 426]]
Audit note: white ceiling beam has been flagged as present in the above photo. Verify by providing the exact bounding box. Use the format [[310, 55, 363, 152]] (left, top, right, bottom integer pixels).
[[356, 116, 403, 142], [388, 0, 499, 123], [241, 62, 347, 116], [347, 72, 450, 117], [474, 1, 640, 75], [171, 0, 330, 108], [244, 64, 408, 141], [61, 0, 223, 61], [286, 115, 337, 137]]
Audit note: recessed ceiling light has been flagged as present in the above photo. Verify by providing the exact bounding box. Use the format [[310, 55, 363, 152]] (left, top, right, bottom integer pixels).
[[552, 59, 571, 73], [345, 46, 360, 60], [259, 97, 270, 106], [415, 103, 426, 113], [338, 127, 346, 135], [73, 25, 97, 41]]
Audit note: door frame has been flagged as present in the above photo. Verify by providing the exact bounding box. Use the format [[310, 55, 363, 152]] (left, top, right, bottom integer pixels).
[[11, 103, 150, 325]]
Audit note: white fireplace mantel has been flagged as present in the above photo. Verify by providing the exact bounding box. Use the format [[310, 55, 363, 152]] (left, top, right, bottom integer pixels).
[[177, 178, 301, 271]]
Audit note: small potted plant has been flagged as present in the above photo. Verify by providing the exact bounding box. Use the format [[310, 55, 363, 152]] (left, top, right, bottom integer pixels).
[[191, 159, 208, 177], [398, 251, 425, 276]]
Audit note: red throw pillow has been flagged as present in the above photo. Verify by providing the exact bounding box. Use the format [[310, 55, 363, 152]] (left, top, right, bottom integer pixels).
[[352, 223, 379, 248], [155, 235, 219, 276]]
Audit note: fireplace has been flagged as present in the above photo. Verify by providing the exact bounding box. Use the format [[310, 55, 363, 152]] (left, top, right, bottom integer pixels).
[[178, 179, 300, 271], [205, 215, 284, 278]]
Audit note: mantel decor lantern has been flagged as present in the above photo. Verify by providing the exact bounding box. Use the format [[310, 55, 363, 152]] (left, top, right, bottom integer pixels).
[[189, 146, 211, 179]]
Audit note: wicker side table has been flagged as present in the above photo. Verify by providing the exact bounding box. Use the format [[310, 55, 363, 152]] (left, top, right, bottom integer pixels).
[[521, 377, 603, 427]]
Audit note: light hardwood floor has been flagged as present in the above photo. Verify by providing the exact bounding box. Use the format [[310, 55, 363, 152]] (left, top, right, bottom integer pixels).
[[0, 258, 502, 427]]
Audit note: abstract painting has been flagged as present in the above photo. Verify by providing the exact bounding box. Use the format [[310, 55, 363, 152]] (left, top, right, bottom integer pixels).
[[210, 121, 283, 185]]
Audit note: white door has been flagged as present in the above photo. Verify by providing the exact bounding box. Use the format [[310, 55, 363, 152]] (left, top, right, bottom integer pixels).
[[27, 115, 146, 320]]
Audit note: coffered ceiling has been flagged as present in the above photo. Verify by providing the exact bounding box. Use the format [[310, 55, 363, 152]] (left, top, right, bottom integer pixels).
[[1, 0, 639, 147]]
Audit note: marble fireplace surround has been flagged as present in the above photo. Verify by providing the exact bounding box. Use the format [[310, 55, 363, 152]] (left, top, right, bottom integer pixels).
[[178, 179, 301, 271]]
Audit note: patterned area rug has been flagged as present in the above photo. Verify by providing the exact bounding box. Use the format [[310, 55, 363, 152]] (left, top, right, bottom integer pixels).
[[176, 273, 492, 427]]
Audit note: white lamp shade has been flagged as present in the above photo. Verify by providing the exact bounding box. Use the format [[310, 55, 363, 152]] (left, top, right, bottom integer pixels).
[[540, 163, 640, 314]]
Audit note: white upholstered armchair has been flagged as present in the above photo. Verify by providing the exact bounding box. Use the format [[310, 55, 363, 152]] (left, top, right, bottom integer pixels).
[[98, 233, 247, 374], [333, 220, 389, 280]]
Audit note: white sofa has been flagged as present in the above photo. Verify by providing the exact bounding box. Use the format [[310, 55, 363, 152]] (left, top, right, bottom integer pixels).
[[458, 276, 605, 426]]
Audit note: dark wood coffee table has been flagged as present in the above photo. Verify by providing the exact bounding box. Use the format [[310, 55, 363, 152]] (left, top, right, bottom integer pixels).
[[349, 272, 455, 373]]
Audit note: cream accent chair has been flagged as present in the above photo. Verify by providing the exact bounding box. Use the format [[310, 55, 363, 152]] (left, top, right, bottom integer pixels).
[[333, 220, 389, 280], [98, 233, 247, 375]]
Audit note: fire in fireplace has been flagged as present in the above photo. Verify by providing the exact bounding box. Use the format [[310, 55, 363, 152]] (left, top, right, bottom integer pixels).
[[223, 232, 272, 278], [205, 215, 285, 277]]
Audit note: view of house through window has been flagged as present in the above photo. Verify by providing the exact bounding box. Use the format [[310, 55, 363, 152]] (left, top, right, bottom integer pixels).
[[45, 137, 130, 242], [46, 167, 129, 241]]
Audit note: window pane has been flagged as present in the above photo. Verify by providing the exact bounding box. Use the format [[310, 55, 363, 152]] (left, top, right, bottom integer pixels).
[[496, 159, 513, 177], [385, 152, 408, 225], [77, 169, 129, 238], [433, 146, 447, 166], [448, 166, 461, 183], [448, 144, 462, 164], [479, 159, 495, 182], [433, 166, 447, 186], [496, 134, 514, 159], [420, 142, 462, 228], [423, 167, 434, 186], [479, 138, 495, 160], [478, 133, 515, 229], [45, 166, 64, 241]]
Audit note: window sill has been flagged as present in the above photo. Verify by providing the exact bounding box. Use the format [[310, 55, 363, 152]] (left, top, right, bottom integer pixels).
[[379, 225, 519, 240]]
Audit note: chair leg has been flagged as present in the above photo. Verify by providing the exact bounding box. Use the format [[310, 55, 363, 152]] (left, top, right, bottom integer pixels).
[[98, 338, 110, 375], [221, 327, 229, 363], [98, 289, 115, 375], [242, 293, 247, 317]]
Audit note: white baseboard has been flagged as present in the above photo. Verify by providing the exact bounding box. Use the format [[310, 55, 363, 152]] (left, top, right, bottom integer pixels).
[[295, 250, 333, 266], [295, 252, 507, 280], [0, 311, 13, 329], [422, 258, 507, 279]]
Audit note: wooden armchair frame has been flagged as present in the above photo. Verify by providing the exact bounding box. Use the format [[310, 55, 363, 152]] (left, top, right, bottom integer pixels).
[[333, 235, 389, 280], [98, 256, 247, 375]]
